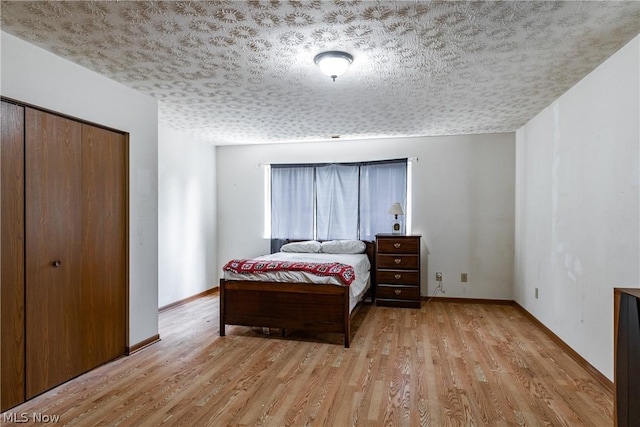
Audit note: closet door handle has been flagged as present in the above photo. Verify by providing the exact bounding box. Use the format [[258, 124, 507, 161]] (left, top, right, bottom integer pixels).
[[52, 260, 62, 268]]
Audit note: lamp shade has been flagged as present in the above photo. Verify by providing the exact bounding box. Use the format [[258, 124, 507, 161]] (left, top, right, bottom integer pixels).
[[389, 202, 404, 216], [314, 51, 353, 81]]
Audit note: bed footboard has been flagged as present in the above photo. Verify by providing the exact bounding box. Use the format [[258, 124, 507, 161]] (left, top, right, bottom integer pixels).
[[219, 279, 351, 347]]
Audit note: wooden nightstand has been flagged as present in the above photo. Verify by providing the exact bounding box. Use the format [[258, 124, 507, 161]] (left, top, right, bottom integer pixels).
[[375, 234, 421, 308]]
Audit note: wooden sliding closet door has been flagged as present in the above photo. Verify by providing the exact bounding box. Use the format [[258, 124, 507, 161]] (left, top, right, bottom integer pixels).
[[25, 108, 84, 398], [80, 124, 127, 372], [1, 101, 127, 408], [1, 101, 26, 410]]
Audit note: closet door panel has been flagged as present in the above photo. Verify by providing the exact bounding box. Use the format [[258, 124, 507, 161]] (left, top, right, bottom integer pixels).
[[1, 101, 26, 411], [25, 108, 84, 398], [80, 124, 127, 371]]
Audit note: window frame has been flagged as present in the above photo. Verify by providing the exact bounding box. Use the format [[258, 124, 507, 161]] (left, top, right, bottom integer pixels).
[[268, 158, 408, 242]]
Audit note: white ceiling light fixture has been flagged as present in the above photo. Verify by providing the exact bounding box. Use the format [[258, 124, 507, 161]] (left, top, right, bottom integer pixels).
[[314, 51, 353, 82]]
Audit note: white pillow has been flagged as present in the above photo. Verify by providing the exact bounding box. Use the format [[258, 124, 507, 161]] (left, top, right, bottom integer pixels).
[[321, 240, 366, 254], [280, 240, 322, 253]]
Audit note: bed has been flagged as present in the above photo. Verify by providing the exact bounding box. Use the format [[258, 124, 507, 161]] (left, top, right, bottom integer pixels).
[[219, 240, 375, 348]]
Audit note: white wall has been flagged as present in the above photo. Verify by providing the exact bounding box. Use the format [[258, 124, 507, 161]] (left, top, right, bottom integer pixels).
[[514, 35, 640, 380], [216, 133, 515, 300], [158, 125, 217, 307], [1, 32, 159, 346]]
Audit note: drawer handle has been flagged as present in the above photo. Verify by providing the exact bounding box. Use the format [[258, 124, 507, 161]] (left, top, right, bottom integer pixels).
[[394, 242, 401, 248], [395, 289, 402, 295], [394, 258, 402, 264], [52, 260, 62, 268], [394, 274, 402, 279]]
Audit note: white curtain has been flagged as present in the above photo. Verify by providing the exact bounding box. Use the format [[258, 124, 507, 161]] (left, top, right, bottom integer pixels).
[[359, 161, 407, 240], [271, 166, 314, 239], [316, 164, 359, 240], [271, 160, 407, 242]]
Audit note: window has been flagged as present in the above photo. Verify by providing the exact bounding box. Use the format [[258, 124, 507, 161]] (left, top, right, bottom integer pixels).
[[270, 159, 407, 244], [271, 166, 314, 240]]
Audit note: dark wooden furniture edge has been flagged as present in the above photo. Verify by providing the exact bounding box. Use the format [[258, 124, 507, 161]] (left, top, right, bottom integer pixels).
[[159, 287, 219, 313], [126, 334, 161, 355], [614, 288, 622, 427], [614, 287, 640, 427]]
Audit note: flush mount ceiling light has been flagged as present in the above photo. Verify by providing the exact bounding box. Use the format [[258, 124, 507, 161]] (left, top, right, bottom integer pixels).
[[314, 51, 353, 82]]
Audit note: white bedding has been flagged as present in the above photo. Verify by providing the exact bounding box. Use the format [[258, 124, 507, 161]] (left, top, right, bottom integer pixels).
[[223, 252, 371, 312]]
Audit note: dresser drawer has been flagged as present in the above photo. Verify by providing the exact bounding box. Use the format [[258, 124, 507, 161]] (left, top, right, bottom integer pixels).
[[375, 234, 421, 309], [376, 254, 419, 270], [377, 237, 419, 254], [377, 285, 420, 300], [377, 270, 419, 285]]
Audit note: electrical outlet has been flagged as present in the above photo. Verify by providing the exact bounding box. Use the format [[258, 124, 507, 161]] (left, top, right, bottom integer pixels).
[[535, 288, 539, 299], [262, 327, 270, 335], [436, 272, 443, 282], [461, 273, 468, 282]]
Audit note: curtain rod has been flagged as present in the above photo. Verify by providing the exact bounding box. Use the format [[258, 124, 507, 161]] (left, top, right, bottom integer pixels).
[[258, 157, 418, 168]]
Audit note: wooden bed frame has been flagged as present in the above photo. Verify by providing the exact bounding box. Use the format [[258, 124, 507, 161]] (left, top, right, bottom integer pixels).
[[219, 241, 375, 348]]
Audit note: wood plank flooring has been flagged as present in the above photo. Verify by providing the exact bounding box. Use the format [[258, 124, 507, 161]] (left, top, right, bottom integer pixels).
[[1, 295, 613, 426]]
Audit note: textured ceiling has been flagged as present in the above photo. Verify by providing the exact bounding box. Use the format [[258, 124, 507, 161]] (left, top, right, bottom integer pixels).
[[1, 1, 639, 145]]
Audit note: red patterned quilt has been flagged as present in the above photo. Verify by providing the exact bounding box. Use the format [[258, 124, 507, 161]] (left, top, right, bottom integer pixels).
[[223, 259, 355, 286]]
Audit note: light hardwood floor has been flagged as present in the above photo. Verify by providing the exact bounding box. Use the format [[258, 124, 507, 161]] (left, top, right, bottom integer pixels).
[[2, 295, 613, 426]]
